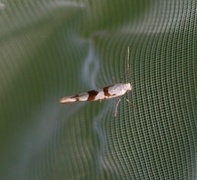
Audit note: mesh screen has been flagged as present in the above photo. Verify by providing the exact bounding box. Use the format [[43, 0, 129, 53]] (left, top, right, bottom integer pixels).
[[0, 0, 196, 179]]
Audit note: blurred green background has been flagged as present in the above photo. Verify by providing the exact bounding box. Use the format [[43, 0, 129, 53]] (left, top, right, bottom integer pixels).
[[0, 0, 197, 179]]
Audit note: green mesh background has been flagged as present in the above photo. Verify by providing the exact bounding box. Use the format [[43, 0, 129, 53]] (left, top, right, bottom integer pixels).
[[0, 0, 196, 179]]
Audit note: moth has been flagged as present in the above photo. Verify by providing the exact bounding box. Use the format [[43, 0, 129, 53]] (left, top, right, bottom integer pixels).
[[60, 47, 132, 117], [60, 83, 131, 103], [60, 83, 131, 117]]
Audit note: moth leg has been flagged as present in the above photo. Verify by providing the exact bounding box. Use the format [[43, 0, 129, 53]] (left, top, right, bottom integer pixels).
[[124, 97, 136, 110], [114, 97, 121, 117], [124, 97, 131, 104]]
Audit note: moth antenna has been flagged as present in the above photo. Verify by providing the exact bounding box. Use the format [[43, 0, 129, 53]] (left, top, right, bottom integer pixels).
[[119, 46, 131, 83], [126, 46, 131, 82], [127, 46, 130, 69]]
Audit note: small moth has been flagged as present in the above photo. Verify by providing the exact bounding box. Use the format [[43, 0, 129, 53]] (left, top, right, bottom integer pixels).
[[60, 47, 132, 117], [60, 83, 131, 117], [60, 83, 131, 103]]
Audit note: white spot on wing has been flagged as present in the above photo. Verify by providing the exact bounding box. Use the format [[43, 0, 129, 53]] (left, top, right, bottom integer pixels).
[[108, 83, 131, 97], [78, 93, 88, 101], [95, 91, 104, 100]]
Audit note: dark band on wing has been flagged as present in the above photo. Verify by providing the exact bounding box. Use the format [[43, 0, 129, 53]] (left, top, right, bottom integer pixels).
[[103, 86, 112, 96], [87, 90, 98, 101]]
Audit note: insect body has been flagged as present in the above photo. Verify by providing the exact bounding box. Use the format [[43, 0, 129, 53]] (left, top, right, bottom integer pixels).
[[60, 83, 132, 104]]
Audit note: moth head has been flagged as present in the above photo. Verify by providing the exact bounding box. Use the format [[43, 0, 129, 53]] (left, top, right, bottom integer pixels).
[[125, 83, 132, 91]]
